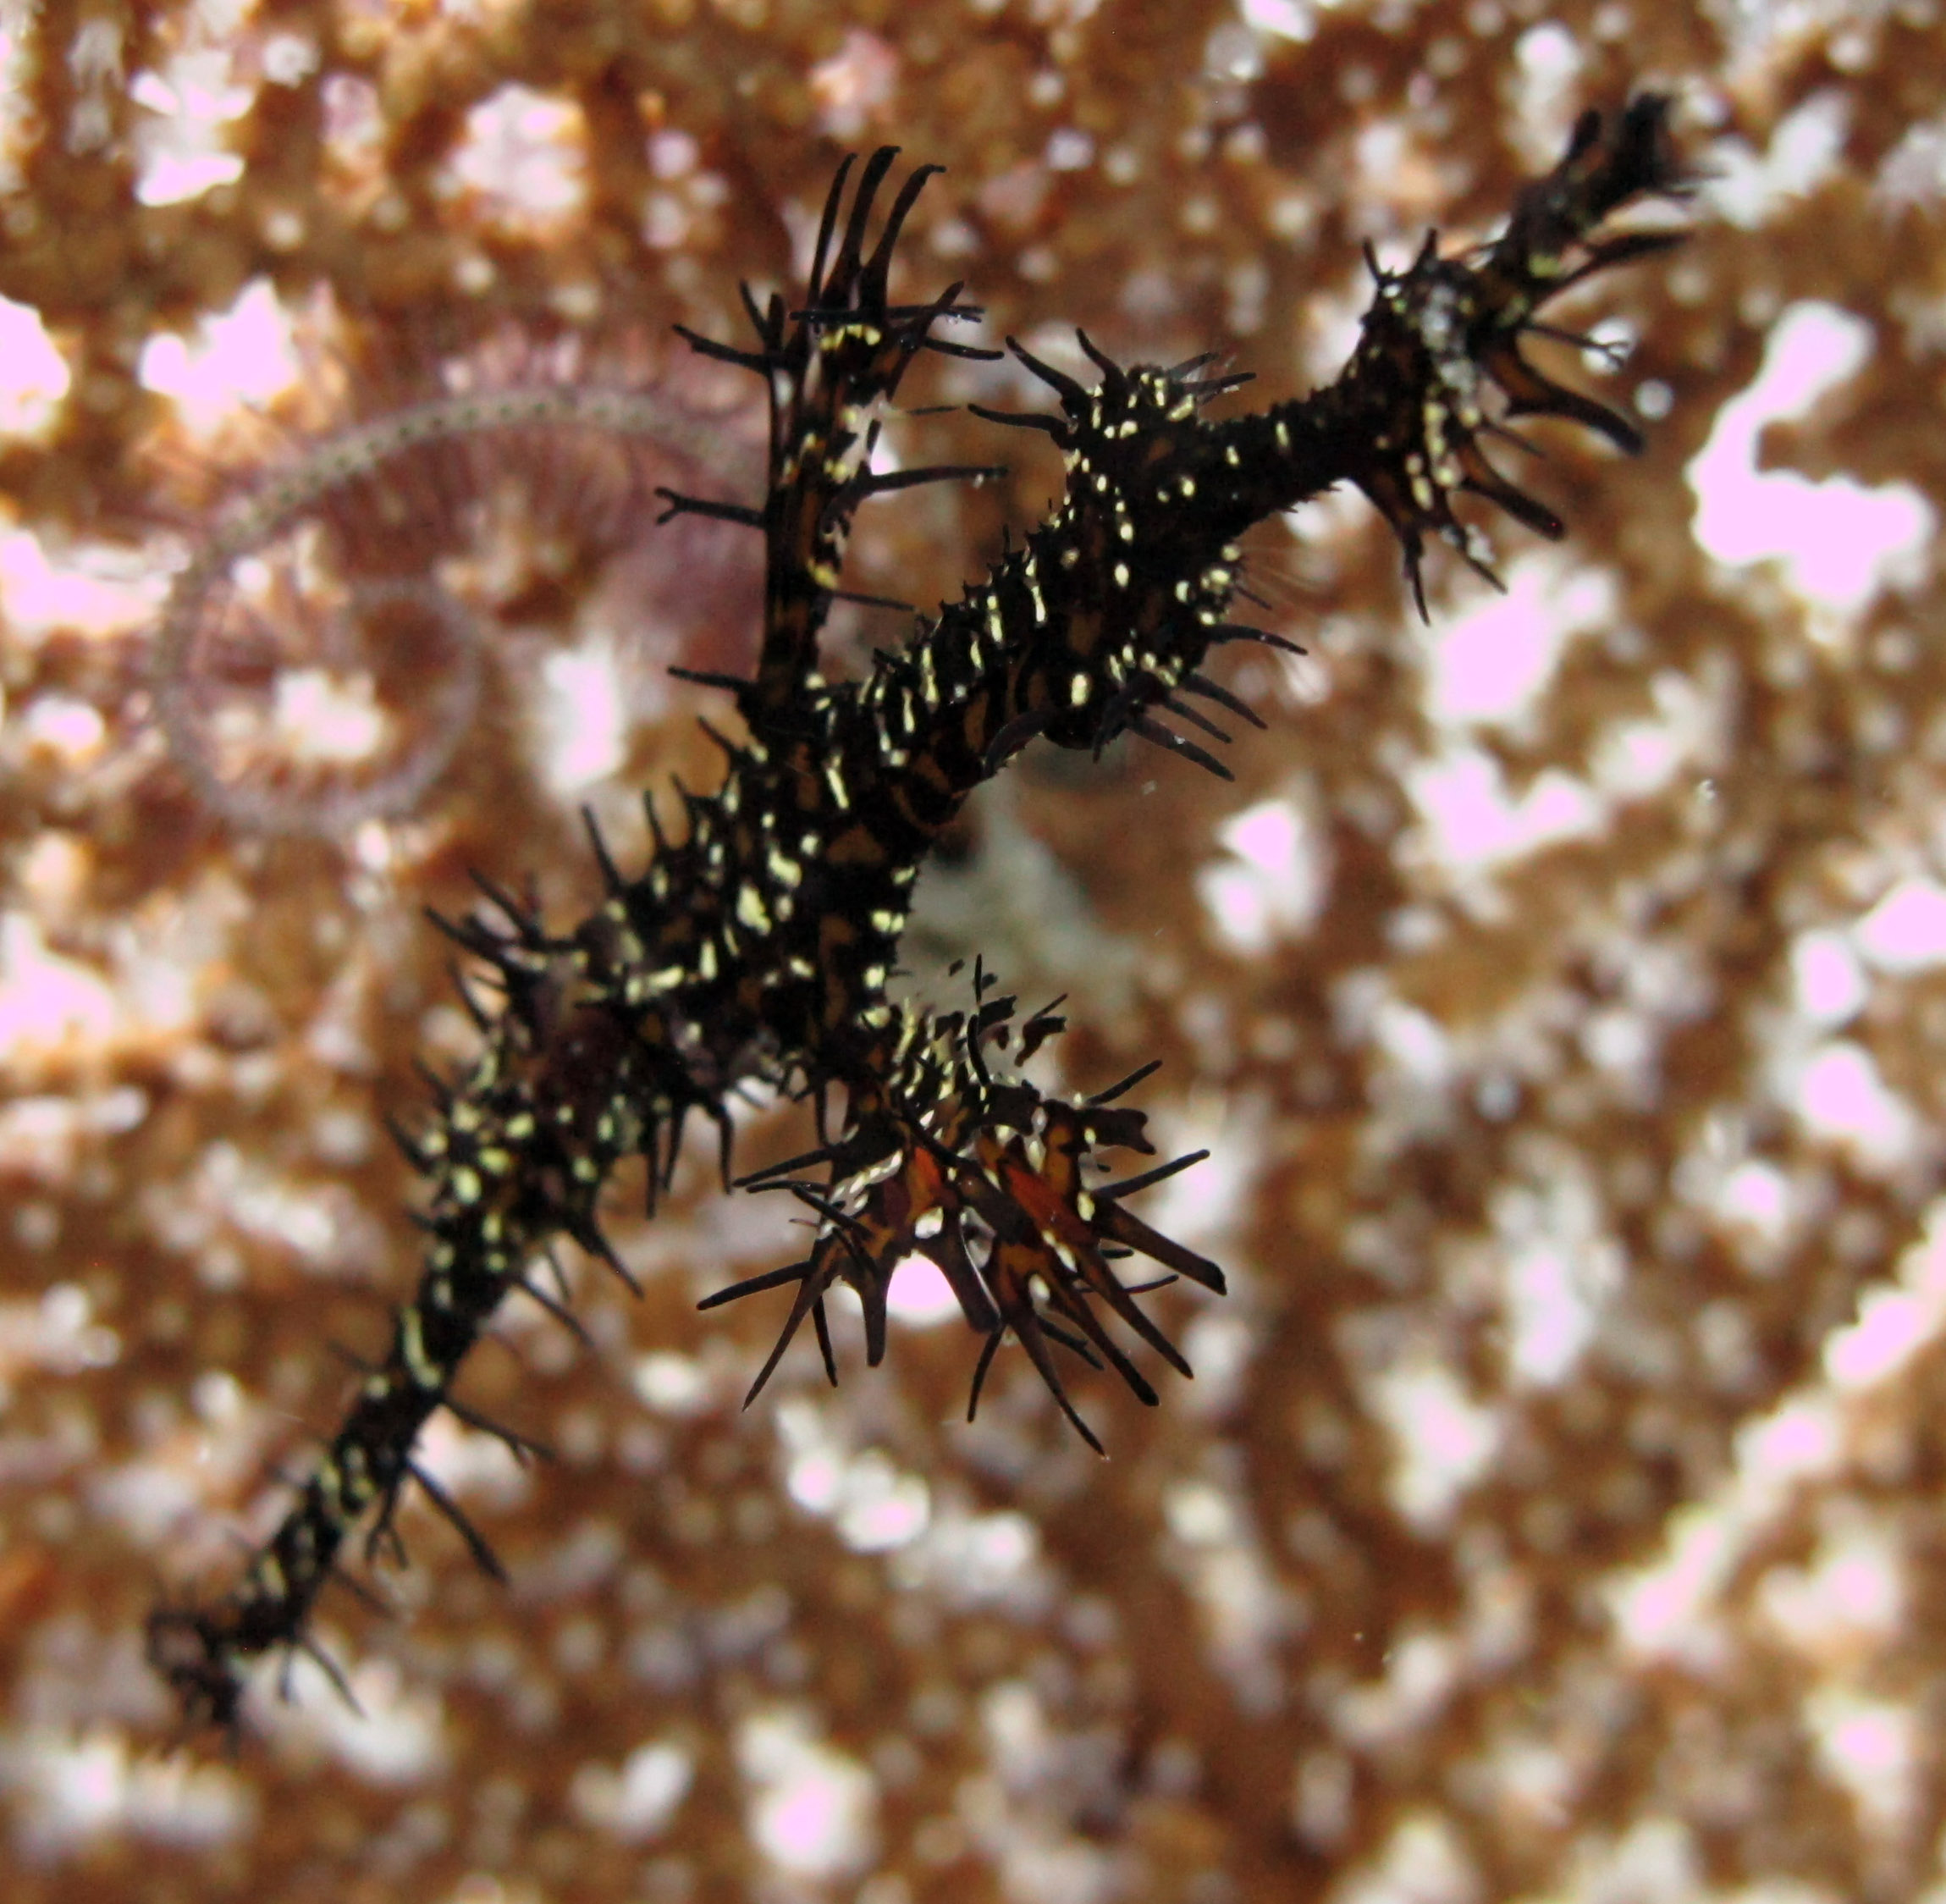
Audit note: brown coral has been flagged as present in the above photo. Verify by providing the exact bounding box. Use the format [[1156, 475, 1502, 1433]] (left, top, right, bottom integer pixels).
[[3, 3, 1944, 1903]]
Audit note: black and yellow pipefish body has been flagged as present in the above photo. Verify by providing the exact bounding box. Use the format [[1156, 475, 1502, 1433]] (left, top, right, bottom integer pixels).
[[148, 99, 1689, 1732]]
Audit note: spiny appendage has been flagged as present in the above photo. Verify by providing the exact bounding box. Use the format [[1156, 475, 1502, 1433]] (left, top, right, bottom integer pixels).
[[660, 146, 1004, 727], [144, 1212, 519, 1736], [1329, 95, 1690, 612], [1000, 346, 1273, 778], [147, 884, 688, 1732], [702, 975, 1224, 1454], [829, 343, 1279, 812], [144, 1272, 522, 1737]]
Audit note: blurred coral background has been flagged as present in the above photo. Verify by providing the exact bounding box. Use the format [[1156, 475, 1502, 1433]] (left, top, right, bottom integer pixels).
[[3, 2, 1943, 1901]]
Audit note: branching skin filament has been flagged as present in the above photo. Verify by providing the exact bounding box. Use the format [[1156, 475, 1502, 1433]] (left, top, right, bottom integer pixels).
[[147, 100, 1690, 1735]]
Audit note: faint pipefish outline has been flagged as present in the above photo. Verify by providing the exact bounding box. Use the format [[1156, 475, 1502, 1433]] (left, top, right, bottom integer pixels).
[[150, 376, 760, 836]]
